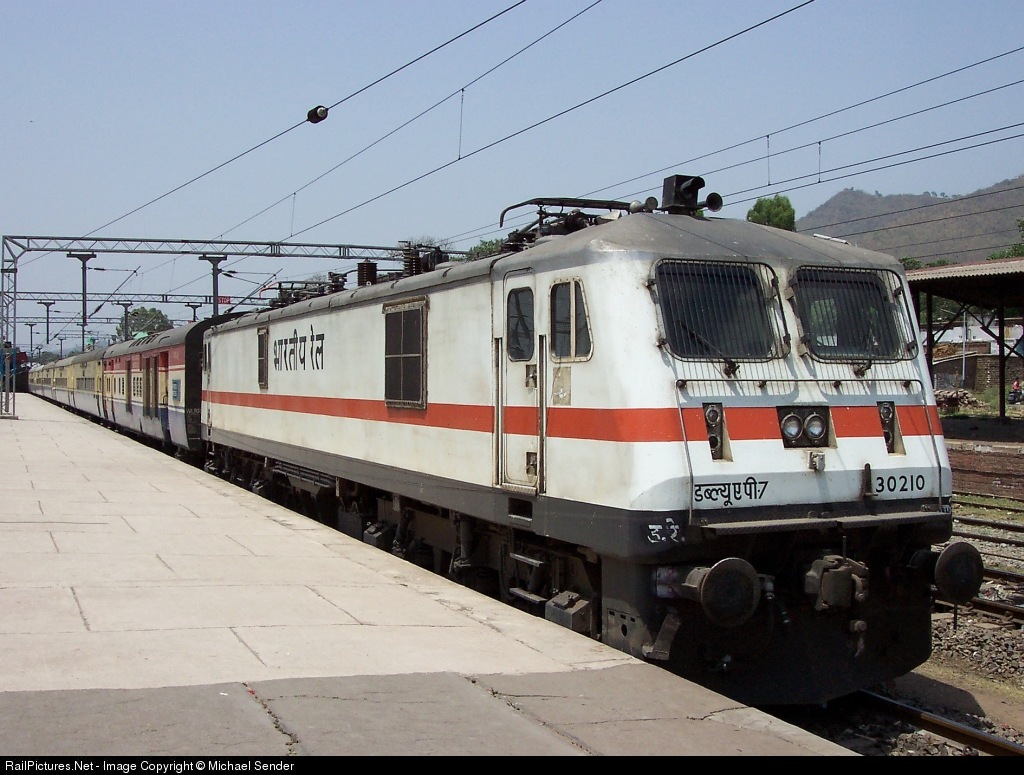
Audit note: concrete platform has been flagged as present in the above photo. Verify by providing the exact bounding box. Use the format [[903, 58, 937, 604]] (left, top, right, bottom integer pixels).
[[0, 394, 853, 757]]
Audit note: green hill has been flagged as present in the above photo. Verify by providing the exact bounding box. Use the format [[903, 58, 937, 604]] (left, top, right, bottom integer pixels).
[[795, 173, 1024, 264]]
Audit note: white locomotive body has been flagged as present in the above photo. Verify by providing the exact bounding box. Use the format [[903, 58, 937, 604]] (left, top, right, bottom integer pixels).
[[198, 176, 981, 704]]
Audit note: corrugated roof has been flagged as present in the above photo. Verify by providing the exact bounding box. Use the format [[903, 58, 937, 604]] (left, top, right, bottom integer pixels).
[[907, 258, 1024, 307]]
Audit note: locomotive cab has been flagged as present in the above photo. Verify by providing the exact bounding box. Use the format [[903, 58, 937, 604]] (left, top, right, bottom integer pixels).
[[489, 175, 981, 704]]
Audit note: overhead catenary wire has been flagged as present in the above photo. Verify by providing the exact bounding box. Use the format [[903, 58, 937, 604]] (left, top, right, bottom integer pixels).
[[529, 126, 1024, 247], [289, 0, 817, 239], [24, 0, 529, 258], [215, 0, 605, 241], [36, 5, 1020, 265], [721, 130, 1024, 210], [88, 266, 141, 318], [722, 122, 1024, 200], [440, 45, 1024, 248], [16, 5, 1024, 350], [580, 44, 1024, 201], [876, 226, 1023, 253], [680, 81, 1024, 196], [811, 199, 1024, 240], [796, 184, 1024, 234], [892, 240, 1023, 264], [16, 0, 535, 308], [445, 138, 1024, 250]]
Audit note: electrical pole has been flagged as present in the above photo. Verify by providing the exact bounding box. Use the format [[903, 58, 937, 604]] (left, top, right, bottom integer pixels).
[[201, 255, 226, 316], [67, 251, 95, 351]]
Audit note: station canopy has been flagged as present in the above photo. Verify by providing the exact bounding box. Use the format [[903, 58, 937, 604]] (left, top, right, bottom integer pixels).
[[907, 257, 1024, 308], [907, 257, 1024, 417]]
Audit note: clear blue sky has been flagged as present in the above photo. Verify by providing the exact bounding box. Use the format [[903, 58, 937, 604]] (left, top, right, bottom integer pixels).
[[4, 0, 1023, 350]]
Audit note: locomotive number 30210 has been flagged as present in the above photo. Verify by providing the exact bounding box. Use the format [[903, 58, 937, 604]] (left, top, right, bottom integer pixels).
[[874, 474, 928, 494]]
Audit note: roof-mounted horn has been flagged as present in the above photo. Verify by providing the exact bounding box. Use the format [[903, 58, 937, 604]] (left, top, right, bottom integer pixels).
[[660, 175, 723, 216]]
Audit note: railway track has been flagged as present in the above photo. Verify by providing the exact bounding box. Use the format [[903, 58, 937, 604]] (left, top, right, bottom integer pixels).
[[942, 495, 1024, 620], [785, 439, 1024, 755], [857, 692, 1024, 756], [937, 597, 1024, 623], [955, 529, 1024, 548], [770, 685, 1024, 756], [956, 509, 1024, 528], [955, 497, 1024, 517]]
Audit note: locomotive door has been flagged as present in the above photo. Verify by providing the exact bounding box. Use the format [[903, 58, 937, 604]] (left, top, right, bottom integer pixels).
[[498, 271, 544, 492]]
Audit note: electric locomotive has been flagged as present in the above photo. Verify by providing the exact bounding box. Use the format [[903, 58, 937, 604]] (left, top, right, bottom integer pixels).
[[198, 174, 983, 706]]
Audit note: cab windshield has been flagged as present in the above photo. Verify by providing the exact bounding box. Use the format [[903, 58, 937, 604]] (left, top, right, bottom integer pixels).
[[792, 267, 915, 361], [655, 260, 786, 360]]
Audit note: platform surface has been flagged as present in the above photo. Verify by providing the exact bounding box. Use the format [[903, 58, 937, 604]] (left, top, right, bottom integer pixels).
[[0, 394, 852, 757]]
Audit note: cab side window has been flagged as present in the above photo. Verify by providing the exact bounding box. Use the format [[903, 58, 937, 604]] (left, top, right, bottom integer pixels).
[[550, 280, 591, 359], [506, 288, 535, 361]]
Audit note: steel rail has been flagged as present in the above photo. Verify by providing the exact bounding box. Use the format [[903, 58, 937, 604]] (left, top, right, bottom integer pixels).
[[953, 529, 1024, 548], [859, 691, 1024, 756]]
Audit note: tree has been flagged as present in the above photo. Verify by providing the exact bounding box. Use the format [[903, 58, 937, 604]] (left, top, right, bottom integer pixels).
[[466, 238, 504, 260], [746, 195, 796, 231], [117, 307, 172, 340], [405, 235, 450, 250], [987, 218, 1024, 261], [901, 256, 951, 270]]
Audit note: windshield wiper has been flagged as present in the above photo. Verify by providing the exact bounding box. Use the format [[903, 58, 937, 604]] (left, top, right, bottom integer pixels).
[[679, 324, 740, 376]]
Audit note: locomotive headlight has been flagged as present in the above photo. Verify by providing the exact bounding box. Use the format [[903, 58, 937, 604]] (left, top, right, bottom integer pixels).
[[781, 413, 804, 441], [704, 405, 722, 426], [778, 406, 832, 448], [803, 413, 827, 442]]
